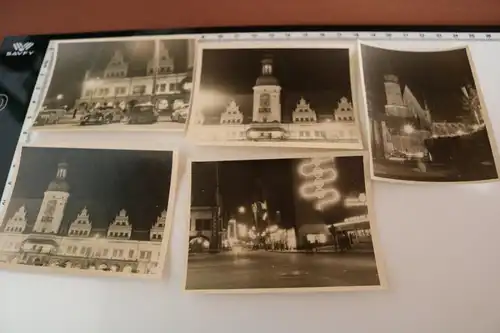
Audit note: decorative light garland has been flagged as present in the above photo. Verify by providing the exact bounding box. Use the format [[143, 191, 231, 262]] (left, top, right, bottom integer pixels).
[[297, 157, 340, 211]]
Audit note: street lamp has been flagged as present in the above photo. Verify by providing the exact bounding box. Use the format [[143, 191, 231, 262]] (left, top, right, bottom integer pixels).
[[238, 206, 246, 214], [56, 94, 64, 101], [402, 124, 415, 135]]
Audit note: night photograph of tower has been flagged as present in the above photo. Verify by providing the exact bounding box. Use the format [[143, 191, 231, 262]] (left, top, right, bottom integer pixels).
[[360, 44, 499, 182], [187, 44, 363, 149], [0, 146, 177, 277], [185, 153, 384, 291], [32, 37, 195, 131]]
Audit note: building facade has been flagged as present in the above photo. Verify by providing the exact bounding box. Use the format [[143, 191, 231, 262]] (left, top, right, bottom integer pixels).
[[220, 100, 244, 125], [73, 40, 195, 112], [193, 56, 360, 145], [0, 162, 167, 275], [372, 74, 484, 160]]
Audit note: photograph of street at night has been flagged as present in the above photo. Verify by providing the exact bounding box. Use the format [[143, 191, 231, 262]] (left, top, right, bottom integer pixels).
[[185, 154, 383, 291], [361, 44, 499, 182]]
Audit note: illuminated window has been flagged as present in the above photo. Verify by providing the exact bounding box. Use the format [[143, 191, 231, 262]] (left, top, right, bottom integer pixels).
[[263, 64, 272, 75]]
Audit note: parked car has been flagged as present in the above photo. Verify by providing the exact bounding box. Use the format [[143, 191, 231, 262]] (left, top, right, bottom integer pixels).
[[171, 105, 189, 123], [80, 107, 123, 126], [127, 103, 158, 124], [33, 110, 60, 126]]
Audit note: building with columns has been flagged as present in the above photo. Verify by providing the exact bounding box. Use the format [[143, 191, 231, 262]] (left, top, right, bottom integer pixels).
[[0, 162, 168, 275], [192, 56, 361, 146]]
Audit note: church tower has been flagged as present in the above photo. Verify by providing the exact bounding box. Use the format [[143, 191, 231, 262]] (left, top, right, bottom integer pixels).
[[252, 57, 282, 123], [384, 75, 408, 117], [33, 162, 70, 234]]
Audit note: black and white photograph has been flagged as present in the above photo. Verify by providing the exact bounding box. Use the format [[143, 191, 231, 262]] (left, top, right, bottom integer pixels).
[[0, 146, 178, 278], [185, 152, 384, 292], [32, 37, 195, 131], [360, 43, 500, 183], [187, 42, 363, 149]]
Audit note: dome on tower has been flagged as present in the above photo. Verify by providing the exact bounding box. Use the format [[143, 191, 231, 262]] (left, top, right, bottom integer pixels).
[[47, 179, 70, 192], [256, 75, 279, 86], [255, 58, 279, 86], [47, 162, 70, 192]]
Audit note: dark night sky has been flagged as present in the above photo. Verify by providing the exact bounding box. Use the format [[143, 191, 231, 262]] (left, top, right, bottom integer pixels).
[[44, 39, 189, 107], [198, 48, 352, 124], [361, 45, 476, 122], [191, 156, 367, 229], [3, 147, 173, 240]]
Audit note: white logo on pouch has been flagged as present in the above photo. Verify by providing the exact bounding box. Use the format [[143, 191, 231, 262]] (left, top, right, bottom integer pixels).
[[6, 42, 35, 56], [0, 94, 8, 111]]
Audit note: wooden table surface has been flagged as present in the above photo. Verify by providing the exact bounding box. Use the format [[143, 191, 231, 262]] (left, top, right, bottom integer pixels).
[[1, 0, 499, 40]]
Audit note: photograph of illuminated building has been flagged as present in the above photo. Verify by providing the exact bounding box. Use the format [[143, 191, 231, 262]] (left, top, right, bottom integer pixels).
[[0, 146, 178, 278], [185, 153, 384, 291], [32, 37, 195, 131], [187, 43, 363, 149], [360, 44, 500, 182]]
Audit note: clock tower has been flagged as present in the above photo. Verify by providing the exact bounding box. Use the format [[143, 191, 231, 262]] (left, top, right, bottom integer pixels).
[[252, 57, 281, 123], [33, 162, 70, 234]]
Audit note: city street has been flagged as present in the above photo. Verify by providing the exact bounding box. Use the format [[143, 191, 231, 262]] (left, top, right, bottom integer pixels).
[[374, 160, 456, 181], [374, 159, 497, 182], [186, 250, 380, 290]]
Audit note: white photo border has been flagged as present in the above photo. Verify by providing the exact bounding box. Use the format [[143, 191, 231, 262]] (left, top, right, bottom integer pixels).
[[182, 150, 388, 293], [186, 40, 365, 150], [0, 145, 180, 280], [357, 41, 500, 184]]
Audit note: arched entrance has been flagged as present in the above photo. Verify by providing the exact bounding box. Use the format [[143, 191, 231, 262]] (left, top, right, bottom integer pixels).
[[123, 265, 133, 273], [110, 264, 119, 272], [189, 236, 210, 253]]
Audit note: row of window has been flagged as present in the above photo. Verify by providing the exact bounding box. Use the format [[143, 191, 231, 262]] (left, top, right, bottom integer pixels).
[[148, 67, 173, 75], [221, 119, 243, 124], [294, 117, 316, 122], [114, 221, 128, 226], [69, 229, 89, 236], [65, 245, 153, 260], [105, 71, 126, 78], [0, 242, 155, 261], [108, 231, 130, 238], [151, 234, 163, 240], [4, 226, 23, 233], [336, 116, 354, 121], [298, 130, 326, 138], [84, 83, 181, 98]]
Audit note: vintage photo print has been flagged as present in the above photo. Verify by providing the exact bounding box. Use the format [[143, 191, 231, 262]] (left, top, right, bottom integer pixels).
[[31, 37, 195, 132], [186, 42, 363, 149], [185, 152, 385, 292], [359, 43, 500, 183], [0, 146, 178, 278]]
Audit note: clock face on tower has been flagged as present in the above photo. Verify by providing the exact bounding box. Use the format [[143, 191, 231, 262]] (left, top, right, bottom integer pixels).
[[259, 93, 271, 112]]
